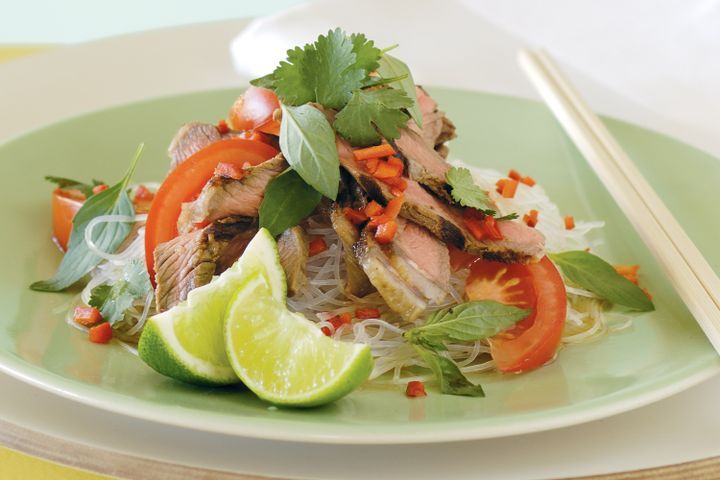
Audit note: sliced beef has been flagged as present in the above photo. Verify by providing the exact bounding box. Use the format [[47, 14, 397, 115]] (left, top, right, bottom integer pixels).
[[413, 86, 457, 155], [277, 226, 309, 297], [386, 218, 451, 304], [353, 230, 427, 322], [392, 127, 452, 201], [168, 123, 222, 170], [154, 217, 256, 312], [177, 153, 288, 234], [337, 139, 545, 263], [330, 206, 375, 297]]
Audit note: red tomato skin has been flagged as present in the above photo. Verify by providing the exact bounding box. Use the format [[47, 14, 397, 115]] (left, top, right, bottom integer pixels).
[[144, 139, 278, 283], [89, 322, 113, 344], [52, 189, 84, 251], [465, 256, 567, 374], [229, 86, 281, 135]]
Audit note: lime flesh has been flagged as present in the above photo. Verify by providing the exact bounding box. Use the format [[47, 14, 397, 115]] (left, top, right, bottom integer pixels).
[[224, 274, 373, 407]]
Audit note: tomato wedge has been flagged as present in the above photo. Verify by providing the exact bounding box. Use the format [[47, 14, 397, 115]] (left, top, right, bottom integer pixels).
[[229, 86, 281, 136], [144, 138, 278, 283], [464, 256, 567, 373], [52, 188, 85, 251]]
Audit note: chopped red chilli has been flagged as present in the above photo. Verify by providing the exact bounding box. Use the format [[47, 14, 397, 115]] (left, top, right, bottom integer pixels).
[[406, 380, 427, 397]]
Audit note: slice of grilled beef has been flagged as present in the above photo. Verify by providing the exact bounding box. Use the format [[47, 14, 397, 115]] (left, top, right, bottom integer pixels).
[[177, 153, 287, 234], [337, 139, 545, 263], [392, 127, 452, 201], [154, 217, 256, 312], [413, 86, 457, 156], [330, 206, 375, 297], [168, 123, 223, 170], [386, 218, 451, 304], [277, 226, 309, 297], [353, 230, 427, 322]]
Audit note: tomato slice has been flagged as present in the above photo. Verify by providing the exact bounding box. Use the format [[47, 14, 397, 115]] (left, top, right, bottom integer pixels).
[[465, 256, 567, 373], [229, 86, 281, 136], [52, 188, 85, 251], [144, 138, 278, 283]]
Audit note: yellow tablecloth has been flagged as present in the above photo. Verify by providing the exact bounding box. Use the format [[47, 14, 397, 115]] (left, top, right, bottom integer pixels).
[[0, 44, 110, 480]]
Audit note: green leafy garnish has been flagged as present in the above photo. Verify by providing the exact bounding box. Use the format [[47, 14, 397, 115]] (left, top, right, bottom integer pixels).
[[376, 53, 422, 128], [404, 300, 528, 397], [334, 88, 412, 147], [279, 104, 340, 199], [89, 259, 151, 324], [405, 300, 529, 350], [255, 28, 381, 110], [414, 346, 485, 397], [45, 176, 104, 198], [549, 251, 655, 311], [30, 145, 143, 292], [446, 167, 494, 213], [259, 169, 322, 236]]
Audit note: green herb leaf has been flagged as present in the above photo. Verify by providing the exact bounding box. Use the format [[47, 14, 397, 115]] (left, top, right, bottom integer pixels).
[[259, 169, 322, 236], [549, 250, 655, 311], [263, 29, 381, 110], [334, 88, 412, 147], [405, 300, 529, 346], [45, 176, 104, 198], [376, 53, 423, 128], [446, 167, 494, 213], [88, 259, 151, 324], [30, 145, 143, 292], [414, 346, 485, 397], [350, 33, 382, 73], [279, 104, 340, 199]]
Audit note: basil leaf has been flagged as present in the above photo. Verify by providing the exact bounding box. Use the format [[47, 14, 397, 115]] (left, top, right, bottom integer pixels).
[[405, 300, 529, 345], [259, 169, 322, 236], [279, 104, 340, 199], [414, 346, 484, 397], [89, 259, 151, 324], [30, 145, 143, 292], [376, 53, 423, 128], [549, 251, 655, 311]]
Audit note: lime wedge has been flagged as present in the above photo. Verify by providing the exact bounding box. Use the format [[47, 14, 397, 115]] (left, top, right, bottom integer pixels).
[[224, 273, 374, 407], [138, 229, 285, 385]]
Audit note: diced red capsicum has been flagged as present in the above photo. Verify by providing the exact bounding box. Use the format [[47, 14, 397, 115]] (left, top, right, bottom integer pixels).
[[523, 209, 539, 228], [309, 238, 328, 256], [352, 144, 396, 161], [321, 312, 353, 336], [564, 215, 575, 230], [89, 322, 113, 344], [406, 380, 427, 397], [355, 308, 381, 319], [343, 207, 368, 225], [74, 306, 103, 327]]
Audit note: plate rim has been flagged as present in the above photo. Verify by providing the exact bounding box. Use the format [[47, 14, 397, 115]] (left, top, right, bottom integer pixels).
[[2, 86, 719, 444]]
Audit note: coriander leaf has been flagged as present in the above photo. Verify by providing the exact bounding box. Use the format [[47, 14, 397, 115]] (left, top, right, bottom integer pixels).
[[279, 104, 340, 199], [446, 167, 494, 212], [307, 28, 365, 109], [350, 33, 382, 74], [30, 145, 143, 292], [334, 88, 412, 147], [259, 169, 322, 236], [415, 346, 485, 397], [45, 176, 102, 198], [88, 259, 151, 324], [272, 45, 316, 106], [549, 251, 655, 311], [495, 212, 520, 221], [405, 300, 529, 346], [376, 54, 423, 128]]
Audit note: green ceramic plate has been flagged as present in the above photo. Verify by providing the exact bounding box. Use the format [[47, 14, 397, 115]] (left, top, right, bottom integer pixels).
[[1, 88, 718, 444]]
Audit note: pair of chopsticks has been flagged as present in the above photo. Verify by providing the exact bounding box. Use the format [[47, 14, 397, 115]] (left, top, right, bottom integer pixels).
[[518, 48, 720, 355]]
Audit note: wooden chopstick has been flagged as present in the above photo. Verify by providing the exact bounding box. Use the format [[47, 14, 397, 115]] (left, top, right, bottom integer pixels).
[[518, 48, 720, 354]]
